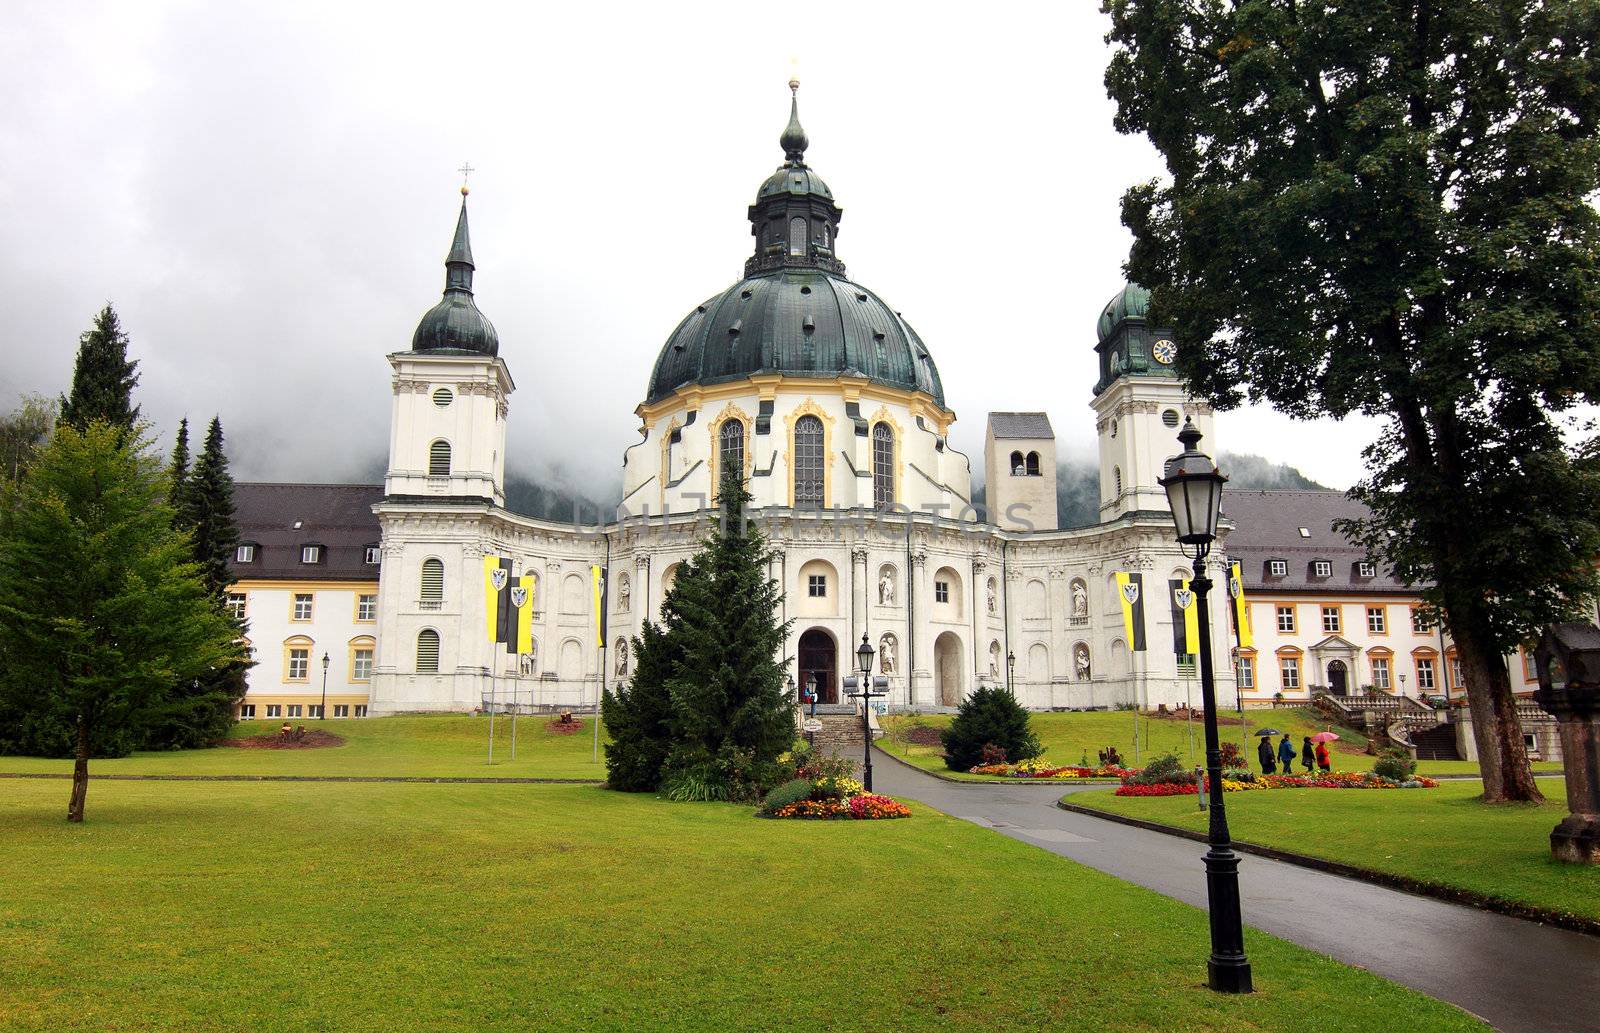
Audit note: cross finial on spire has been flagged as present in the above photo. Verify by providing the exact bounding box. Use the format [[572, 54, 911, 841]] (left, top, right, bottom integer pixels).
[[457, 161, 475, 196], [780, 76, 808, 164]]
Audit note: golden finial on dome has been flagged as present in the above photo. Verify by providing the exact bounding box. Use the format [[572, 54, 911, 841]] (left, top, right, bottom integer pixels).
[[457, 161, 474, 196]]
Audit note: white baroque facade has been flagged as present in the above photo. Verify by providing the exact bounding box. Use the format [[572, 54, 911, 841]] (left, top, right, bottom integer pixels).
[[368, 90, 1236, 715]]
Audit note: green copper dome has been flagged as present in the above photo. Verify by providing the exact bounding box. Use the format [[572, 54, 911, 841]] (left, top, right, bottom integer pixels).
[[645, 83, 944, 408], [412, 196, 500, 356], [1096, 282, 1150, 342]]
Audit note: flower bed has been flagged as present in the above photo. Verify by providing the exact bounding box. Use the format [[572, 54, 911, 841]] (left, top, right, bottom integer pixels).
[[766, 794, 912, 820], [967, 760, 1134, 780], [1113, 770, 1440, 796]]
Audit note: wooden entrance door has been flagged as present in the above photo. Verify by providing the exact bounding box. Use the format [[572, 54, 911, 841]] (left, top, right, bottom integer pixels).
[[1328, 659, 1348, 695], [798, 629, 837, 704]]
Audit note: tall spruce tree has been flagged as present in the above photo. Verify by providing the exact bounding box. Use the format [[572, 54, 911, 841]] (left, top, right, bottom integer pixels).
[[167, 417, 191, 512], [0, 422, 241, 820], [662, 466, 794, 780], [179, 417, 239, 600], [58, 305, 140, 435], [1103, 0, 1600, 801]]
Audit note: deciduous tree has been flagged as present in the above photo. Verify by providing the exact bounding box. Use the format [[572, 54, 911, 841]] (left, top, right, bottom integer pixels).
[[1104, 0, 1600, 801]]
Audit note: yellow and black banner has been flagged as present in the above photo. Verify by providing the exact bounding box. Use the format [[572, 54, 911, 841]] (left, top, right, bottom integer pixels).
[[1115, 571, 1146, 652], [483, 555, 512, 644], [1227, 561, 1253, 649], [1169, 578, 1199, 656], [512, 574, 535, 655], [591, 565, 608, 649]]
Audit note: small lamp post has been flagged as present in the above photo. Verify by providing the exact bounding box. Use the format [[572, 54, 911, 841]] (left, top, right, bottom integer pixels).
[[1006, 650, 1016, 693], [320, 652, 331, 721], [845, 633, 886, 792], [1533, 624, 1600, 864], [1399, 672, 1408, 699], [1158, 418, 1252, 994]]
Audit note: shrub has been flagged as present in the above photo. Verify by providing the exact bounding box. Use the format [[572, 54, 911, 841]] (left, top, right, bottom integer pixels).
[[979, 742, 1009, 766], [663, 763, 729, 802], [1372, 748, 1417, 782], [1219, 741, 1247, 769], [760, 778, 816, 815], [1125, 753, 1197, 786], [940, 687, 1041, 771]]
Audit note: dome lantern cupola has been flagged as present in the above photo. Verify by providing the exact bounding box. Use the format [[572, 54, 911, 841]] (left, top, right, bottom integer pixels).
[[745, 79, 846, 278], [411, 189, 500, 356]]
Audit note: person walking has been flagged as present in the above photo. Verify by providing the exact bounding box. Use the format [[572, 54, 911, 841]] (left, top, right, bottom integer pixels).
[[1257, 735, 1277, 775], [1277, 734, 1296, 774], [1315, 739, 1332, 774], [1300, 736, 1315, 773]]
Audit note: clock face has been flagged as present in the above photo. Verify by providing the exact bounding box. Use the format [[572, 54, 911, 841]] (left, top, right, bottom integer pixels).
[[1151, 338, 1177, 365]]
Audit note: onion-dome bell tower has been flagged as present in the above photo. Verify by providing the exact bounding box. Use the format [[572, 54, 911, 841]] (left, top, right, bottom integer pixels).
[[384, 182, 514, 507]]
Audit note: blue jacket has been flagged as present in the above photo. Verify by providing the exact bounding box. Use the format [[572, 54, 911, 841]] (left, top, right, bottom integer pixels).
[[1277, 739, 1296, 768]]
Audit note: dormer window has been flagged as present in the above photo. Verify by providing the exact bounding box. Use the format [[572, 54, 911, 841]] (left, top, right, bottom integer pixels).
[[235, 544, 256, 563], [1312, 560, 1331, 578], [1357, 561, 1376, 578], [365, 546, 381, 565], [1268, 559, 1287, 577], [301, 545, 322, 564]]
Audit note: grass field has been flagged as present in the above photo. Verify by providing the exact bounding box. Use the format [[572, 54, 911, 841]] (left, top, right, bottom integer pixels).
[[0, 778, 1488, 1032], [880, 708, 1562, 780], [1069, 780, 1599, 925], [0, 715, 609, 781]]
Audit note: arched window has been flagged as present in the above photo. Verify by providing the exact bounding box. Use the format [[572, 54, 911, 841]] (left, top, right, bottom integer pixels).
[[794, 414, 824, 507], [1010, 450, 1025, 476], [1114, 466, 1123, 497], [718, 419, 745, 489], [789, 216, 807, 257], [1026, 451, 1041, 476], [428, 440, 451, 477], [415, 629, 440, 673], [420, 558, 444, 609], [871, 422, 895, 508]]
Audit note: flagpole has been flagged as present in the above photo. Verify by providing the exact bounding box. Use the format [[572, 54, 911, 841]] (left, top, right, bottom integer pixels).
[[511, 652, 518, 761], [594, 646, 604, 764], [487, 665, 496, 766]]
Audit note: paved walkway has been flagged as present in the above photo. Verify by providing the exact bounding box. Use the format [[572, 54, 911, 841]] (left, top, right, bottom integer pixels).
[[871, 749, 1600, 1033]]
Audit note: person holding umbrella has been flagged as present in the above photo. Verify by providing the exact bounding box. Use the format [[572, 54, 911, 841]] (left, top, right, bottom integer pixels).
[[1277, 733, 1296, 773], [1311, 731, 1339, 773], [1255, 728, 1279, 774], [1300, 735, 1315, 773]]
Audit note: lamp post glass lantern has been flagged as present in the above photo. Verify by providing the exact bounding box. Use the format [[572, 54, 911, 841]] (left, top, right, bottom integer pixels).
[[1157, 418, 1252, 994], [1006, 650, 1016, 693], [320, 652, 330, 721]]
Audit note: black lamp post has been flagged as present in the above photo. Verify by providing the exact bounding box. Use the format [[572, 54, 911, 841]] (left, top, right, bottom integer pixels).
[[846, 633, 886, 792], [1158, 418, 1252, 994], [320, 652, 331, 722], [1006, 650, 1016, 693]]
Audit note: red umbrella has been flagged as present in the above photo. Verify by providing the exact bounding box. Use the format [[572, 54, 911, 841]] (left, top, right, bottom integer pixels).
[[1310, 732, 1341, 743]]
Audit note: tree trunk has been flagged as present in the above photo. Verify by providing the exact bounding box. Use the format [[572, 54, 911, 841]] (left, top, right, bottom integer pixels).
[[67, 714, 89, 823], [1452, 618, 1543, 804]]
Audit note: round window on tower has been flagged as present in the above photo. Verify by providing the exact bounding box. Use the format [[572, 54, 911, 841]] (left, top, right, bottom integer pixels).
[[1162, 409, 1180, 428], [433, 388, 453, 408]]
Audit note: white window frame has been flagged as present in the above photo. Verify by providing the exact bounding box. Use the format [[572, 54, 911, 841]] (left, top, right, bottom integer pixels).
[[1269, 559, 1287, 577], [1313, 561, 1332, 578], [333, 704, 350, 718], [307, 704, 323, 719], [1415, 658, 1436, 690], [239, 704, 256, 719], [1367, 606, 1386, 634], [1411, 609, 1430, 635], [365, 546, 381, 565], [1371, 657, 1391, 690], [266, 704, 282, 718], [1234, 657, 1254, 689], [1276, 606, 1295, 633], [1321, 606, 1340, 633], [1357, 561, 1376, 578], [287, 648, 310, 681], [292, 594, 314, 621], [226, 593, 247, 620], [353, 648, 374, 682], [236, 544, 256, 563], [357, 594, 377, 622], [287, 704, 303, 718], [355, 705, 368, 718], [301, 545, 321, 564], [1280, 656, 1300, 689]]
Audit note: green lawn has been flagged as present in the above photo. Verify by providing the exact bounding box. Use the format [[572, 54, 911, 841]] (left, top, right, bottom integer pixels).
[[0, 779, 1487, 1032], [0, 715, 608, 781], [881, 708, 1561, 780], [1069, 779, 1599, 925]]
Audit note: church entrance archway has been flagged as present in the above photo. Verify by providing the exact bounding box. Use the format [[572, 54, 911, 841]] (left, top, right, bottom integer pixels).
[[935, 632, 964, 707], [1328, 659, 1348, 696], [798, 628, 838, 705]]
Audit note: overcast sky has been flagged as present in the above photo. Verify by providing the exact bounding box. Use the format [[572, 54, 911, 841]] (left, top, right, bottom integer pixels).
[[0, 0, 1382, 497]]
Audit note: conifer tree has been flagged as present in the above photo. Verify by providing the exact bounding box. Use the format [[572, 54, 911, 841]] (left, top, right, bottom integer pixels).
[[179, 416, 239, 601], [166, 417, 191, 512], [602, 618, 685, 791], [0, 422, 241, 820], [58, 305, 140, 435], [661, 466, 793, 782]]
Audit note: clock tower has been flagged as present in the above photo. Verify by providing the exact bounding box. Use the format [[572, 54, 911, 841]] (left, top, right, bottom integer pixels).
[[1090, 283, 1214, 521]]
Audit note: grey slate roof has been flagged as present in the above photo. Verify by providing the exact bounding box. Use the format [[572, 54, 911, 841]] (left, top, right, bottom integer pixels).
[[229, 483, 384, 583], [1222, 488, 1415, 594], [988, 412, 1054, 440]]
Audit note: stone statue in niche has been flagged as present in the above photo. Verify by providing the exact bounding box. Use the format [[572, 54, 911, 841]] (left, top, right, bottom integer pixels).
[[1075, 644, 1091, 681], [878, 569, 896, 606], [615, 641, 629, 677], [617, 574, 631, 612], [989, 641, 1002, 678], [879, 634, 896, 674], [986, 581, 997, 616], [1072, 581, 1088, 618], [520, 642, 538, 676]]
